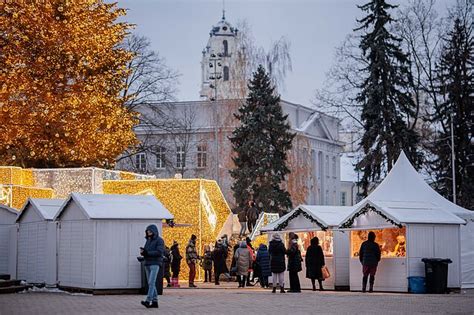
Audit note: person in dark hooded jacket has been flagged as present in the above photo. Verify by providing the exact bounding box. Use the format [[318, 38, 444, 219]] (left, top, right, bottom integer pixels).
[[140, 224, 164, 309]]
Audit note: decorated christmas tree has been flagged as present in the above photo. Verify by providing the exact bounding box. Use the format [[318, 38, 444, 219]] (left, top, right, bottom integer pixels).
[[230, 65, 295, 214]]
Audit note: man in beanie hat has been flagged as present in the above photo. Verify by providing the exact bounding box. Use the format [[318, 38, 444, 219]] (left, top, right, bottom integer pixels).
[[186, 234, 199, 287]]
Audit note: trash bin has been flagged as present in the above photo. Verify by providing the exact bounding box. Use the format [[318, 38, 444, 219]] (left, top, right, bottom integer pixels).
[[407, 276, 426, 294], [138, 257, 164, 295], [421, 258, 452, 294]]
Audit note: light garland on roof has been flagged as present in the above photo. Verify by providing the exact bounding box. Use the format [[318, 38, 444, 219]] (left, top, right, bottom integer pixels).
[[340, 204, 403, 229], [275, 208, 327, 231]]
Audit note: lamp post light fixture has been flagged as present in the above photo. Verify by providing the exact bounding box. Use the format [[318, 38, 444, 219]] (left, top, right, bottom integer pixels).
[[208, 52, 223, 185]]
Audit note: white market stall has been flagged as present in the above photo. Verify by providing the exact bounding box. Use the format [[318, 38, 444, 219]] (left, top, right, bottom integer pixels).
[[339, 152, 467, 292], [16, 198, 64, 285], [54, 193, 173, 291], [0, 204, 18, 279], [261, 205, 354, 290]]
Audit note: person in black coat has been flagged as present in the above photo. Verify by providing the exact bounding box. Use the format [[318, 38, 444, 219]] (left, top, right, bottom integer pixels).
[[286, 234, 302, 293], [212, 239, 227, 285], [268, 234, 286, 293], [170, 241, 182, 287], [305, 236, 325, 291], [359, 231, 381, 292]]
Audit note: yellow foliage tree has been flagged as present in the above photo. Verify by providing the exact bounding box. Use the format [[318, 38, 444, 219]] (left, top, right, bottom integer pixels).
[[0, 0, 138, 168]]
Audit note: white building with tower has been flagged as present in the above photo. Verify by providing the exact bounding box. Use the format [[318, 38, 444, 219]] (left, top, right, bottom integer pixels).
[[117, 14, 344, 210]]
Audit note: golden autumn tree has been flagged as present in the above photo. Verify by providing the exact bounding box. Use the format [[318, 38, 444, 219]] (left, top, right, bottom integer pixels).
[[0, 0, 138, 168]]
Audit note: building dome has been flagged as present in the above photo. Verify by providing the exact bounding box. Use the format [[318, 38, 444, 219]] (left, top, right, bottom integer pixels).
[[209, 16, 238, 37]]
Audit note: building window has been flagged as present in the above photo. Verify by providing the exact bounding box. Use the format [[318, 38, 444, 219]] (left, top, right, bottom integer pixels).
[[341, 192, 347, 206], [325, 156, 329, 178], [318, 151, 323, 179], [176, 146, 185, 168], [223, 66, 229, 81], [223, 40, 228, 56], [155, 146, 166, 169], [197, 144, 207, 168], [332, 157, 337, 178], [325, 190, 329, 205], [135, 153, 146, 172]]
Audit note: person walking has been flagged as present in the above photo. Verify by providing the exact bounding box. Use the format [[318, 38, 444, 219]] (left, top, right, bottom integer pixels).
[[170, 241, 182, 288], [305, 236, 325, 291], [268, 234, 286, 293], [186, 234, 200, 288], [234, 241, 252, 288], [359, 231, 381, 293], [287, 234, 302, 293], [238, 208, 248, 237], [140, 225, 164, 309], [163, 245, 172, 287], [212, 239, 227, 285], [256, 243, 271, 288], [202, 245, 213, 283], [247, 201, 259, 234], [246, 237, 256, 286]]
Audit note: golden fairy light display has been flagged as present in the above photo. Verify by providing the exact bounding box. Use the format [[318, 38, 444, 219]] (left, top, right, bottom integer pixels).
[[0, 1, 138, 168], [0, 166, 153, 209], [103, 179, 233, 280]]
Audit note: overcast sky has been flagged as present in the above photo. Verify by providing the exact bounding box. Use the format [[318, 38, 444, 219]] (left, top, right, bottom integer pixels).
[[116, 0, 451, 105]]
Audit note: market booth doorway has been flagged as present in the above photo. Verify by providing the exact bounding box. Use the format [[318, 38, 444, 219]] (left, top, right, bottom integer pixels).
[[340, 203, 464, 292], [261, 205, 354, 290]]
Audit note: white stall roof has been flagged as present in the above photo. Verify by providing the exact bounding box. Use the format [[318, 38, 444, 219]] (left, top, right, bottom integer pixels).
[[340, 151, 469, 226], [55, 193, 173, 220], [17, 198, 65, 222], [0, 204, 18, 224], [261, 205, 354, 232]]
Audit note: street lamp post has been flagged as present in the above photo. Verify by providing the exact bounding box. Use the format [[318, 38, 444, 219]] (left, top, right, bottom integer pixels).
[[208, 52, 223, 185], [450, 112, 456, 204]]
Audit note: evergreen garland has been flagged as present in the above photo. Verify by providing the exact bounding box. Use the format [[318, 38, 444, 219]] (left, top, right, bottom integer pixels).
[[275, 208, 327, 231], [340, 204, 402, 229]]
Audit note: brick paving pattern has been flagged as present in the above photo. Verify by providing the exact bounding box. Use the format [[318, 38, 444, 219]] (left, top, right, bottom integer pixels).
[[0, 285, 473, 315]]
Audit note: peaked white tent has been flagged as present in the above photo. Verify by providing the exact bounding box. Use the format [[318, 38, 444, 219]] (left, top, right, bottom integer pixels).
[[261, 205, 354, 290], [340, 152, 472, 290], [55, 193, 173, 291], [16, 198, 64, 285]]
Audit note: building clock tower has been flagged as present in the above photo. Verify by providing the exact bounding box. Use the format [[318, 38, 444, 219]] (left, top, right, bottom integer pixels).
[[200, 11, 241, 100]]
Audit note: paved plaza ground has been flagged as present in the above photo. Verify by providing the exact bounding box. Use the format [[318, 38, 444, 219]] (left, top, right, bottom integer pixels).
[[1, 283, 473, 315]]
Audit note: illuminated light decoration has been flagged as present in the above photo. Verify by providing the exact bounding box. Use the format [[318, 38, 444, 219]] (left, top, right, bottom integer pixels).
[[0, 185, 12, 207], [200, 186, 217, 231], [103, 179, 232, 280], [0, 166, 153, 209], [340, 204, 403, 229], [11, 185, 54, 210]]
